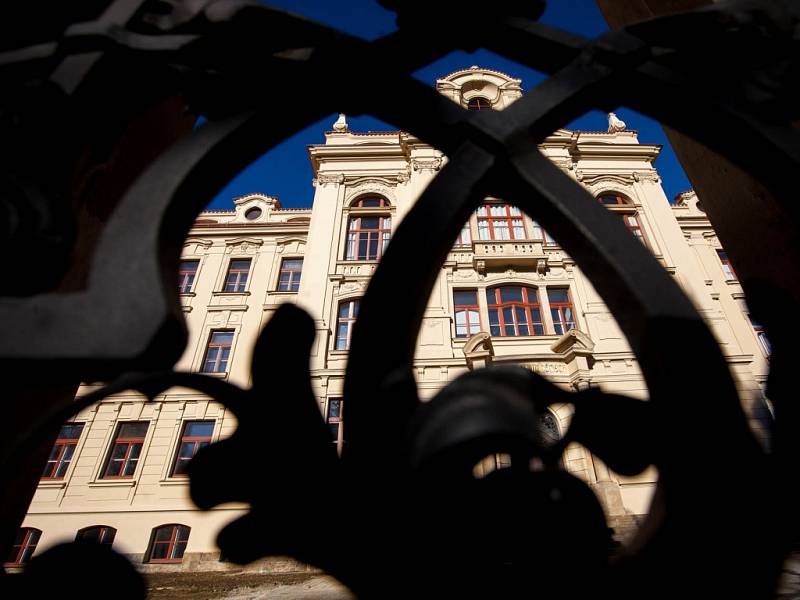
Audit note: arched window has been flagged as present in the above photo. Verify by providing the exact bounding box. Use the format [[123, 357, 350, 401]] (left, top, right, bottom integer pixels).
[[467, 97, 492, 111], [539, 411, 561, 447], [486, 286, 543, 337], [476, 203, 526, 241], [597, 192, 629, 206], [76, 525, 116, 546], [335, 299, 360, 351], [345, 197, 391, 260], [147, 524, 190, 563], [597, 193, 647, 245], [350, 196, 389, 208], [5, 528, 41, 566]]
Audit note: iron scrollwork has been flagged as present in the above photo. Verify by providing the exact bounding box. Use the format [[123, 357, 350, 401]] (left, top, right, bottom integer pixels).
[[1, 0, 797, 597]]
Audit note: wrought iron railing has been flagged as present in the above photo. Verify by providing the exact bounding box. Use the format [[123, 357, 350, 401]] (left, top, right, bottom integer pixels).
[[1, 1, 797, 597]]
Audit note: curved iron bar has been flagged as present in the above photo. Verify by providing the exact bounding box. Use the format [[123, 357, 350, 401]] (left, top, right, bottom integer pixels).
[[0, 0, 796, 597]]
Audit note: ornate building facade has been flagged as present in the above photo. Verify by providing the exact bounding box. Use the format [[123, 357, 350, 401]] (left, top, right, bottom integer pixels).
[[8, 67, 771, 572]]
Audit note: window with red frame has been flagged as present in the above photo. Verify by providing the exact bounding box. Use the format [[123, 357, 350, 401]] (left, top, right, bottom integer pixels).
[[4, 528, 40, 566], [597, 194, 647, 245], [454, 290, 481, 338], [102, 422, 148, 479], [41, 422, 84, 480], [171, 421, 214, 476], [623, 213, 646, 244], [76, 526, 116, 546], [351, 197, 388, 208], [476, 204, 526, 241], [345, 214, 391, 260], [486, 286, 544, 337], [597, 193, 628, 206], [178, 260, 199, 293], [277, 258, 303, 291], [530, 220, 557, 246], [547, 288, 576, 335], [223, 258, 251, 292], [335, 300, 359, 350], [467, 97, 492, 111], [202, 330, 234, 373], [147, 524, 190, 563], [717, 250, 737, 281], [326, 398, 344, 454]]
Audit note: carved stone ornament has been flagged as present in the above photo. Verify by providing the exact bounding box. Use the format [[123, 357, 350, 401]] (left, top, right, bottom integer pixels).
[[581, 173, 635, 188], [315, 173, 345, 186], [396, 170, 411, 183], [411, 158, 443, 172], [344, 181, 397, 205]]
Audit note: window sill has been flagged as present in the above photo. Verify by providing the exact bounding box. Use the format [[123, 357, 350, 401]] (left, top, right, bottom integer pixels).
[[159, 477, 190, 486], [179, 292, 196, 297], [37, 479, 67, 489], [486, 334, 562, 341], [147, 559, 184, 564], [199, 371, 228, 380], [213, 291, 251, 296], [88, 479, 137, 488], [329, 350, 349, 356], [270, 290, 299, 294], [725, 279, 740, 285], [337, 259, 381, 265]]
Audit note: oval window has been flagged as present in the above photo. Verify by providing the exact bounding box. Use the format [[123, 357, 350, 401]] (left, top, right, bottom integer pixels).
[[245, 207, 262, 220]]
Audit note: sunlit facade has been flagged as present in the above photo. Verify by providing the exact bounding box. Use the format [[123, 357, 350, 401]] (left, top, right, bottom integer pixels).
[[13, 67, 771, 573]]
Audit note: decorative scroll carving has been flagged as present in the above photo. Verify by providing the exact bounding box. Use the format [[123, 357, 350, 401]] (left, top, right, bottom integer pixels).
[[411, 158, 443, 172], [314, 173, 345, 187]]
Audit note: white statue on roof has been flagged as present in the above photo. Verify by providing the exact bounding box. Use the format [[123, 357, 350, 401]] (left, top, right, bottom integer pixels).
[[332, 113, 349, 132], [608, 112, 626, 133]]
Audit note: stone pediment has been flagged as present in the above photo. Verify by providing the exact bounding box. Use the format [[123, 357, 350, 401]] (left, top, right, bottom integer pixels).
[[550, 329, 595, 355]]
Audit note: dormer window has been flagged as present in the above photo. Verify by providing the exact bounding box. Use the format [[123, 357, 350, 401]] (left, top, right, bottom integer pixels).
[[467, 97, 492, 111]]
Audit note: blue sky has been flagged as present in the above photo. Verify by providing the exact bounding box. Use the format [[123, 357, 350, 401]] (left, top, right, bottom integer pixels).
[[203, 0, 691, 210]]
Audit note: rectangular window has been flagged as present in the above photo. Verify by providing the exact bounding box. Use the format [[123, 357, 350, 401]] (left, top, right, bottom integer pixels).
[[486, 286, 544, 337], [202, 330, 234, 373], [477, 204, 526, 241], [454, 290, 481, 338], [223, 259, 251, 292], [530, 221, 557, 246], [277, 258, 303, 292], [623, 214, 646, 244], [749, 315, 771, 357], [42, 423, 84, 480], [326, 398, 344, 455], [102, 422, 148, 479], [4, 528, 41, 566], [717, 250, 737, 281], [171, 421, 214, 476], [455, 223, 472, 247], [178, 260, 199, 294], [547, 288, 576, 335], [346, 216, 391, 260], [335, 300, 359, 350]]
